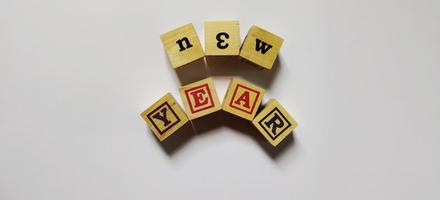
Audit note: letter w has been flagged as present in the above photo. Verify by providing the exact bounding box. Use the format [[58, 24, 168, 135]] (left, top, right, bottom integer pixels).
[[255, 39, 272, 54]]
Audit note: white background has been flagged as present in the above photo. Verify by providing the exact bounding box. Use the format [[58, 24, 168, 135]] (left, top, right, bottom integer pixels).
[[1, 0, 439, 199]]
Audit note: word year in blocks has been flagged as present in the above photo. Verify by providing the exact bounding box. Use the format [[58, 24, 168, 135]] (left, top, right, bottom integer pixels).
[[179, 78, 221, 119], [252, 99, 297, 146], [160, 23, 205, 69], [240, 25, 284, 70], [222, 78, 265, 120], [204, 20, 240, 56], [140, 93, 189, 141]]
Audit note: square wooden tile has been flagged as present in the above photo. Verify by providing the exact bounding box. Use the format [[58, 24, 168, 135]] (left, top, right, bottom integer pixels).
[[179, 78, 221, 120], [252, 99, 298, 146], [239, 25, 283, 69], [160, 23, 205, 69], [140, 93, 189, 141], [222, 77, 265, 120], [204, 20, 240, 56]]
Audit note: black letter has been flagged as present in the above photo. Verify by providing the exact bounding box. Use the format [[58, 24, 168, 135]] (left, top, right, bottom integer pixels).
[[255, 38, 272, 54], [176, 37, 193, 52], [264, 113, 284, 135], [152, 107, 172, 126], [216, 32, 229, 49]]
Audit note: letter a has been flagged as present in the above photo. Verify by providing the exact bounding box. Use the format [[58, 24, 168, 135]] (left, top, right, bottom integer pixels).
[[152, 107, 172, 126], [234, 91, 250, 109]]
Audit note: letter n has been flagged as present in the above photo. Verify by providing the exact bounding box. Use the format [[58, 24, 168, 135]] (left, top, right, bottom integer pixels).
[[176, 37, 193, 51]]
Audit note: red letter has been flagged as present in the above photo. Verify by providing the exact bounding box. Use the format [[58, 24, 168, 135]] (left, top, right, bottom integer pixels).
[[234, 91, 250, 108], [189, 89, 208, 107]]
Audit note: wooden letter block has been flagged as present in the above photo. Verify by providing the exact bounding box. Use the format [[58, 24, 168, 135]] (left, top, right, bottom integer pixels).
[[204, 20, 240, 56], [222, 78, 265, 120], [252, 99, 298, 146], [140, 93, 189, 141], [239, 25, 284, 69], [179, 77, 221, 119], [160, 23, 205, 69]]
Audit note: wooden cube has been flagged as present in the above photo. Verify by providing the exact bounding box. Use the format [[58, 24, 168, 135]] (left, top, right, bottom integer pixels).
[[160, 23, 205, 69], [179, 77, 221, 119], [239, 25, 284, 69], [140, 93, 189, 141], [204, 20, 240, 56], [222, 78, 265, 120], [252, 99, 298, 146]]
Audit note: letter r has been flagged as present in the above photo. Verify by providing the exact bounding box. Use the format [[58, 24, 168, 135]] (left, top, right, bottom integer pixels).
[[264, 113, 284, 135]]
